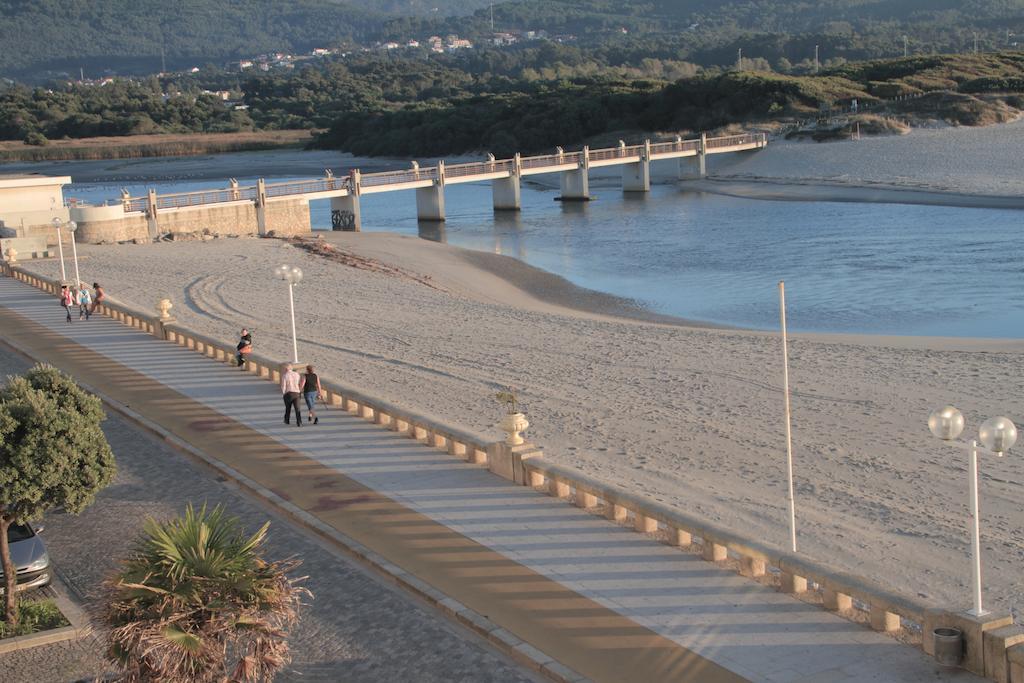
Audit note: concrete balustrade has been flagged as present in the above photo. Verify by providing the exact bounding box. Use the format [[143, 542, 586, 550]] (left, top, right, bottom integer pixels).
[[703, 541, 728, 562], [741, 556, 767, 578], [823, 588, 853, 611], [669, 527, 693, 547], [781, 572, 809, 594], [870, 606, 902, 633], [605, 503, 628, 522], [634, 513, 658, 534], [515, 457, 1015, 672]]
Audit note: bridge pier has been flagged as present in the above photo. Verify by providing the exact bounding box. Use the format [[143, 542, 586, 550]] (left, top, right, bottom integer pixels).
[[416, 161, 446, 221], [330, 171, 362, 231], [145, 189, 159, 240], [255, 178, 268, 235], [559, 146, 591, 201], [623, 140, 651, 193], [679, 133, 707, 180], [493, 153, 522, 211], [492, 175, 521, 211], [330, 195, 361, 231]]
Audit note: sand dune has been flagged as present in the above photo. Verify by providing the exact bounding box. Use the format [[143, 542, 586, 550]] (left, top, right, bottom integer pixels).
[[17, 233, 1023, 620]]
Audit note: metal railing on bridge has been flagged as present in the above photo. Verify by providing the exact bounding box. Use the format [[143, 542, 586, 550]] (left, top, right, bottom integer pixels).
[[125, 132, 766, 213]]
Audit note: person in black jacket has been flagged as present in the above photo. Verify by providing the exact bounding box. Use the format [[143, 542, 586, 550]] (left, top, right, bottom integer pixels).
[[236, 328, 253, 369]]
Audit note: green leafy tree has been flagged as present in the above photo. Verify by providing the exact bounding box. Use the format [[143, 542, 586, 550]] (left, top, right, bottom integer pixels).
[[0, 364, 116, 626], [106, 504, 309, 683]]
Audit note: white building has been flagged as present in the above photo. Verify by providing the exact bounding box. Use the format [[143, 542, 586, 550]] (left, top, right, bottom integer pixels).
[[0, 174, 72, 257]]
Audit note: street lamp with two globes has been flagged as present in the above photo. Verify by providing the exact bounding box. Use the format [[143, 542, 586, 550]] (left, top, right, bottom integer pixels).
[[275, 264, 303, 364], [51, 217, 81, 286], [927, 406, 1017, 617]]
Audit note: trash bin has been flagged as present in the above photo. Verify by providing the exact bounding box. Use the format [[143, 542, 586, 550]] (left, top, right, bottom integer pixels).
[[933, 627, 964, 667]]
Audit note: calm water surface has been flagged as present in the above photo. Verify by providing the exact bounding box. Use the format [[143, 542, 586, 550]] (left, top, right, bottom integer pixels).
[[61, 163, 1024, 338]]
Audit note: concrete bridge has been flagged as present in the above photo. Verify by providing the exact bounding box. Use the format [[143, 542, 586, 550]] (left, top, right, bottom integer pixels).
[[70, 132, 767, 243]]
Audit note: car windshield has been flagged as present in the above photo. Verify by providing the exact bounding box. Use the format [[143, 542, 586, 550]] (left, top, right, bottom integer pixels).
[[7, 524, 34, 542]]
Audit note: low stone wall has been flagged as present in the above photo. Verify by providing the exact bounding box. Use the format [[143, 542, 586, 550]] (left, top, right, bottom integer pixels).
[[72, 197, 311, 244], [3, 259, 1023, 683]]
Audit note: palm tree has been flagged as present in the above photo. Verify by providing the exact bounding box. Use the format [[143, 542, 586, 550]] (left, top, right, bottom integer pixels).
[[105, 504, 309, 682]]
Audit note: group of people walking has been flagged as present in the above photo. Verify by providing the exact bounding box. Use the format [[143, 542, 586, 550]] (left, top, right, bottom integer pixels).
[[281, 363, 323, 427], [235, 329, 324, 427], [59, 282, 105, 323]]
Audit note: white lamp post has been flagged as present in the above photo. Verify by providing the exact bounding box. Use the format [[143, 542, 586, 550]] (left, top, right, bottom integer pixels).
[[928, 406, 1017, 617], [275, 264, 303, 364], [67, 220, 80, 286], [51, 217, 67, 282], [779, 281, 798, 552]]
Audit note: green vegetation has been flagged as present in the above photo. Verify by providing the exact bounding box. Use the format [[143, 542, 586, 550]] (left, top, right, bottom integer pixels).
[[314, 52, 1024, 156], [0, 131, 312, 163], [0, 599, 69, 640], [3, 47, 1021, 159], [3, 1, 1022, 81], [106, 504, 308, 682], [0, 78, 253, 144], [0, 364, 116, 627]]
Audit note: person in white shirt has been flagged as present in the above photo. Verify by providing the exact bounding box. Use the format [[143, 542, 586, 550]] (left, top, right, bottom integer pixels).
[[280, 364, 303, 426], [76, 284, 92, 320]]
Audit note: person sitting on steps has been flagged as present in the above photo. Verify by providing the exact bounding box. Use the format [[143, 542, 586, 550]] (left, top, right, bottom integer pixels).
[[236, 328, 253, 369]]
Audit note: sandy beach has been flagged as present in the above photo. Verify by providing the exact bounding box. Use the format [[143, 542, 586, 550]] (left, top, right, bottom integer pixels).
[[17, 232, 1023, 620], [694, 119, 1024, 208]]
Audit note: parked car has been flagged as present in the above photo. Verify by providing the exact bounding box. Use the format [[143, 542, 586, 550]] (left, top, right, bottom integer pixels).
[[0, 522, 51, 592]]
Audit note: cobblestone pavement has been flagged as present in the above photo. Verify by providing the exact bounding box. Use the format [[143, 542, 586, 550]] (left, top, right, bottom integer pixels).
[[0, 347, 540, 683]]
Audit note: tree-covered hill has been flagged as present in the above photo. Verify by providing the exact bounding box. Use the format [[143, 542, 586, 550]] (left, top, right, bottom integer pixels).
[[387, 0, 1024, 66], [0, 0, 382, 80], [2, 0, 1022, 81]]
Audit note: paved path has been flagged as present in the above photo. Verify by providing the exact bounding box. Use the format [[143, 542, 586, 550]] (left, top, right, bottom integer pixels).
[[0, 336, 540, 683], [0, 276, 983, 683]]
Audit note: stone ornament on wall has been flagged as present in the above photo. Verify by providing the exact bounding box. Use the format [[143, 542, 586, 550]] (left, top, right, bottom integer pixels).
[[156, 298, 173, 321]]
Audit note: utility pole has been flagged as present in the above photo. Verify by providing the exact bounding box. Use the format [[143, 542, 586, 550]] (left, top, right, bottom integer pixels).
[[79, 67, 84, 82], [736, 47, 742, 70], [814, 44, 819, 73], [903, 34, 908, 58], [974, 32, 979, 54], [490, 3, 494, 32], [161, 44, 166, 74]]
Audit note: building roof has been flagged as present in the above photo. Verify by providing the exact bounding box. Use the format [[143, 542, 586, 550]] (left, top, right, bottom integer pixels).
[[0, 174, 73, 189]]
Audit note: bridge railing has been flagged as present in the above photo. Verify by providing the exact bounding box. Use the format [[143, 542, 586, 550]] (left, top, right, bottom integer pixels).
[[125, 133, 766, 211], [588, 145, 644, 161], [650, 139, 701, 155], [520, 151, 582, 170], [361, 167, 439, 188], [706, 132, 764, 149], [265, 177, 349, 197], [445, 159, 515, 178], [127, 185, 261, 213]]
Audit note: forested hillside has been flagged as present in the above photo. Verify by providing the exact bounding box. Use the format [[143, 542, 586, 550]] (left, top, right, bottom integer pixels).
[[387, 0, 1024, 65], [2, 0, 1022, 81], [0, 0, 380, 79]]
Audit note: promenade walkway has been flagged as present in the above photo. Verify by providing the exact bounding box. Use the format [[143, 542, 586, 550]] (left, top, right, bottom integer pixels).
[[0, 276, 982, 683]]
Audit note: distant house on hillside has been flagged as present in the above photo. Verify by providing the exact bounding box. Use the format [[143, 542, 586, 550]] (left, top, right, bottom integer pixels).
[[446, 36, 473, 50]]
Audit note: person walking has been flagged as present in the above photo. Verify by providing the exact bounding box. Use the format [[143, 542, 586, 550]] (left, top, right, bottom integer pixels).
[[236, 328, 253, 369], [90, 282, 105, 315], [280, 363, 302, 427], [59, 285, 74, 323], [300, 364, 323, 425], [76, 283, 92, 320]]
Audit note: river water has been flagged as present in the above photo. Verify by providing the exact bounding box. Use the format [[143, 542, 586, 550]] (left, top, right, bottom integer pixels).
[[13, 139, 1024, 338]]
